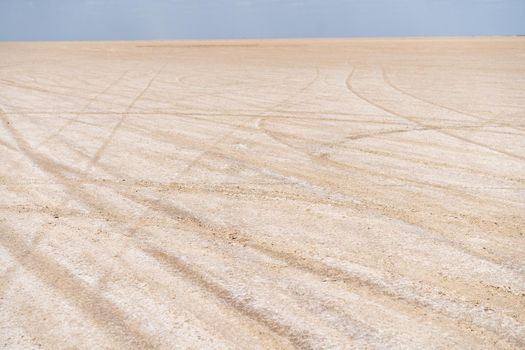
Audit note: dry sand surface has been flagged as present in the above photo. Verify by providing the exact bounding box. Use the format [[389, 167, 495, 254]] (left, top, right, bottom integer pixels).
[[0, 38, 524, 349]]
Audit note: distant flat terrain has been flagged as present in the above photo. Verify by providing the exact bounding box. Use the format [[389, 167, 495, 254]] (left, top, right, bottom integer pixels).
[[0, 38, 524, 349]]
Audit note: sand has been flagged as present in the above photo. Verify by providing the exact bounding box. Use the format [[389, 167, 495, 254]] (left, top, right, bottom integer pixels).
[[0, 38, 524, 349]]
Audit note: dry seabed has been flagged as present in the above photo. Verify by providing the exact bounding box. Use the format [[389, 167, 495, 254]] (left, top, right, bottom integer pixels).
[[0, 38, 524, 349]]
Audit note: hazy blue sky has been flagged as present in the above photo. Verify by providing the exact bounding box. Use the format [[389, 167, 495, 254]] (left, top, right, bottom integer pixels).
[[0, 0, 524, 41]]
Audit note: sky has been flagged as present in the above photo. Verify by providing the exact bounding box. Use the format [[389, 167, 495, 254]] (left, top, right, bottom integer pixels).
[[0, 0, 524, 41]]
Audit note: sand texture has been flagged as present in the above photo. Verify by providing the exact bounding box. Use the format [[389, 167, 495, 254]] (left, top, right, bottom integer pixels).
[[0, 38, 524, 349]]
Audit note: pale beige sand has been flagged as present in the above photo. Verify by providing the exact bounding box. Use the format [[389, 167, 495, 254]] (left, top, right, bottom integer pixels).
[[0, 38, 524, 349]]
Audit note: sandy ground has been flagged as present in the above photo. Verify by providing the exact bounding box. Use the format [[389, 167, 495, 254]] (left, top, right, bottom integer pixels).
[[0, 38, 524, 349]]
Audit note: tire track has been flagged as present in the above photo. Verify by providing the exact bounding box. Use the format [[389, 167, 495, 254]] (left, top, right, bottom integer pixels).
[[81, 64, 166, 177], [0, 222, 157, 349], [118, 115, 524, 243], [52, 131, 524, 348], [1, 69, 133, 176], [7, 106, 521, 347], [0, 105, 322, 349], [120, 119, 525, 272], [345, 67, 525, 162], [382, 67, 525, 133], [144, 248, 315, 350], [125, 68, 320, 237], [3, 40, 524, 349], [258, 102, 521, 215], [33, 69, 131, 152]]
